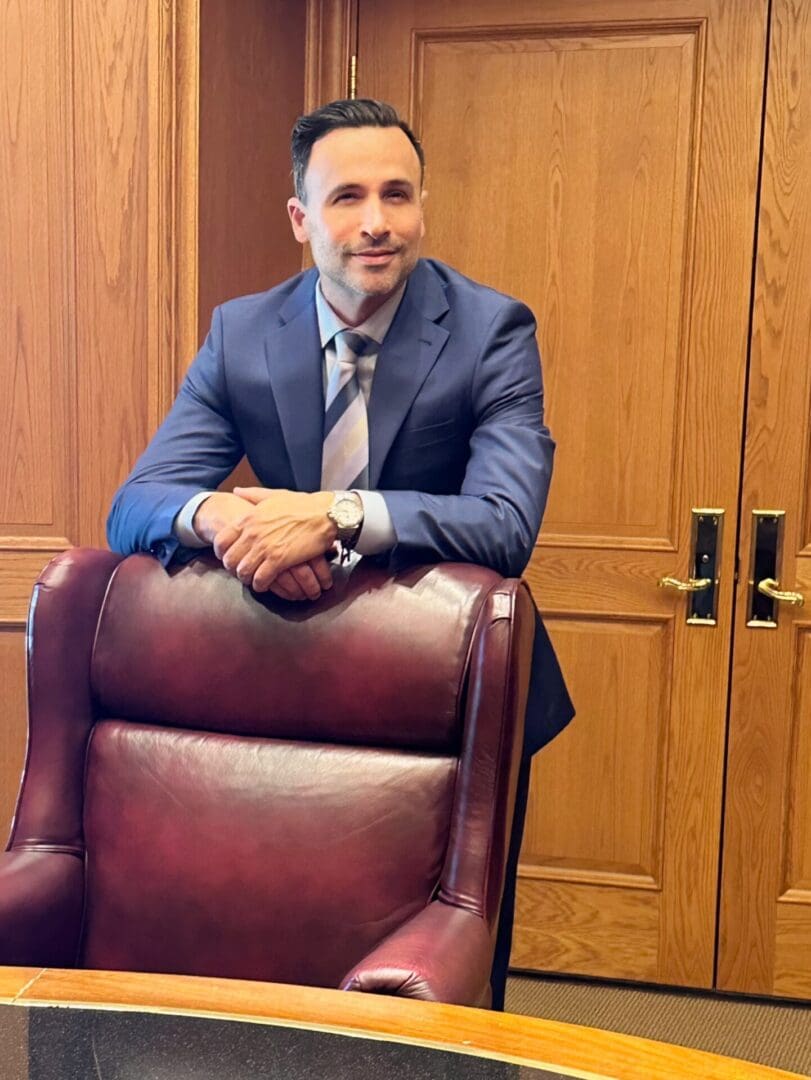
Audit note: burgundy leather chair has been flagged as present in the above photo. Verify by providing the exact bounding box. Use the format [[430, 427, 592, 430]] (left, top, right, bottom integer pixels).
[[0, 548, 533, 1006]]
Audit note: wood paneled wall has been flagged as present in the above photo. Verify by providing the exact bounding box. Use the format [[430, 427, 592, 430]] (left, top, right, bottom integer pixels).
[[1, 0, 164, 835], [0, 0, 307, 843], [197, 0, 306, 348]]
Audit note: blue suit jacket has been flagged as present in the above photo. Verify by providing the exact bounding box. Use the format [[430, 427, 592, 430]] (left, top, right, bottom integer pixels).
[[108, 259, 574, 751]]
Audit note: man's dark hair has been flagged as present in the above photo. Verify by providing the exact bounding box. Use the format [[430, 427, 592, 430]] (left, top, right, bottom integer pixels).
[[291, 98, 425, 201]]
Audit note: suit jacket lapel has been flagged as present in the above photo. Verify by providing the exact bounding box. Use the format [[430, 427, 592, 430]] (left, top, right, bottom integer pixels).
[[263, 270, 323, 492], [368, 262, 450, 487]]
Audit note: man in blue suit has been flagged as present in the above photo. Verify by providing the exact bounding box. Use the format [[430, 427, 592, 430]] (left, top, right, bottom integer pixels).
[[108, 99, 573, 1008]]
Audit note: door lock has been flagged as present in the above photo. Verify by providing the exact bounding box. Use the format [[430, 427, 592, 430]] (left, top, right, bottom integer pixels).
[[747, 511, 805, 626], [658, 509, 724, 625]]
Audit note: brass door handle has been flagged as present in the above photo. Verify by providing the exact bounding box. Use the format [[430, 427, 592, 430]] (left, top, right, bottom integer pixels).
[[659, 509, 723, 625], [756, 578, 804, 607], [658, 576, 712, 592]]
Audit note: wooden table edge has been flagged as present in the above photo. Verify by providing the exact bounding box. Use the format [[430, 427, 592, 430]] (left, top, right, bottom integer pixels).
[[1, 967, 803, 1080]]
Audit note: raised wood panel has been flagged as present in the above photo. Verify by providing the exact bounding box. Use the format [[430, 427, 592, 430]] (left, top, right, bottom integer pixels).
[[0, 0, 75, 543], [785, 627, 811, 894], [0, 630, 27, 847], [774, 903, 811, 999], [512, 879, 660, 981], [413, 27, 698, 547], [523, 616, 672, 886], [72, 1, 154, 548]]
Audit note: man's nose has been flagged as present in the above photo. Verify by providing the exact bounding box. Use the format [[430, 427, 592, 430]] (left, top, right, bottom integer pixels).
[[360, 199, 389, 239]]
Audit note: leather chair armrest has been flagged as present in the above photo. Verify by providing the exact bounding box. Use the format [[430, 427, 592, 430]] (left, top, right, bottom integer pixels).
[[0, 850, 84, 966], [339, 901, 493, 1007]]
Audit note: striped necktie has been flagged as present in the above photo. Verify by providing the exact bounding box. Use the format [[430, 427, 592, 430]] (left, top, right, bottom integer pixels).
[[321, 329, 373, 491]]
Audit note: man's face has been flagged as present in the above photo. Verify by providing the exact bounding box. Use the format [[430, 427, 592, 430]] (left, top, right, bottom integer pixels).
[[287, 125, 425, 322]]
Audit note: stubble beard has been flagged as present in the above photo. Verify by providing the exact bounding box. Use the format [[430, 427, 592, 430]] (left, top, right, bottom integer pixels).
[[337, 247, 419, 299]]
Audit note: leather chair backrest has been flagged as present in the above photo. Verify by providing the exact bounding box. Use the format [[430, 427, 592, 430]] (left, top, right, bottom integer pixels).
[[90, 555, 493, 750]]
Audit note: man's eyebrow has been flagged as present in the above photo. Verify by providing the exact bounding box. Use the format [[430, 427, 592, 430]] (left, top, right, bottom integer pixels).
[[327, 182, 363, 198]]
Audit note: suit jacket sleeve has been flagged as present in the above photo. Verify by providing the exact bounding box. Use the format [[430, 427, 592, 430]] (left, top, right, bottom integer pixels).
[[381, 301, 553, 579], [106, 306, 244, 563]]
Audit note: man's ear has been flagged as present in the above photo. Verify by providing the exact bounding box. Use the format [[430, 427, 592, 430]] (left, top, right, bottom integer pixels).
[[287, 197, 308, 244]]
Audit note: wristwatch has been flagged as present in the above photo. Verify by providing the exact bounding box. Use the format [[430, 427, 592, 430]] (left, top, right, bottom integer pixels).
[[327, 490, 364, 562]]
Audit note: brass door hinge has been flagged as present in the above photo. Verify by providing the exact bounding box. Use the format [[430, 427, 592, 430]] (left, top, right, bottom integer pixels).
[[348, 54, 358, 99]]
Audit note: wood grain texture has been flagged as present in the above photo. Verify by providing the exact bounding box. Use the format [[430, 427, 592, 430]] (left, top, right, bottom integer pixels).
[[358, 0, 767, 986], [173, 0, 201, 383], [304, 0, 357, 111], [149, 0, 189, 429], [0, 550, 61, 625], [0, 0, 75, 852], [0, 967, 41, 1001], [0, 0, 194, 850], [719, 0, 811, 997], [0, 0, 76, 542], [196, 0, 306, 348], [774, 902, 811, 999], [191, 0, 308, 494], [512, 880, 660, 981], [785, 628, 811, 894], [72, 1, 152, 548], [412, 28, 693, 546], [6, 967, 803, 1080], [524, 617, 671, 884], [0, 631, 27, 847]]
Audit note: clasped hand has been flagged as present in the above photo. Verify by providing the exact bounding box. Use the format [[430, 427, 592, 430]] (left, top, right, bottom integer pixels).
[[195, 487, 338, 600]]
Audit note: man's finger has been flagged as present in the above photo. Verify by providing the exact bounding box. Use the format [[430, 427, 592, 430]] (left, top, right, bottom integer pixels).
[[308, 556, 333, 591], [267, 570, 304, 601], [287, 563, 323, 601], [221, 540, 248, 573], [255, 565, 303, 597], [237, 554, 265, 585], [221, 531, 258, 573], [213, 525, 241, 562]]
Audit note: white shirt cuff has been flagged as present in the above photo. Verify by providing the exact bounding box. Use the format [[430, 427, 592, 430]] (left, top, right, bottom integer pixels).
[[173, 491, 216, 548], [354, 490, 396, 555]]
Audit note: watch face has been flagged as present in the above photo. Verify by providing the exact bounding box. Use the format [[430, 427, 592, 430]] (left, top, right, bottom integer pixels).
[[332, 498, 362, 529]]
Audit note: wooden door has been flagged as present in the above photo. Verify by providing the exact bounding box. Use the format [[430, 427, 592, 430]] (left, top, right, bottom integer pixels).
[[357, 0, 767, 984], [718, 0, 811, 999]]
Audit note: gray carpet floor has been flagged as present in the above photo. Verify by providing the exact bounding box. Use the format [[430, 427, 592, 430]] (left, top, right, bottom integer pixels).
[[505, 973, 811, 1076]]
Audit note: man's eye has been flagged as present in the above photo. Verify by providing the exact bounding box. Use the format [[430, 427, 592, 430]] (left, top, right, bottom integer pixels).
[[386, 191, 407, 201], [334, 193, 357, 203]]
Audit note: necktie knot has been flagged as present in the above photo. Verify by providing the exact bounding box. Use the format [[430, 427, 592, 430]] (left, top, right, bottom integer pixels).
[[335, 329, 373, 364]]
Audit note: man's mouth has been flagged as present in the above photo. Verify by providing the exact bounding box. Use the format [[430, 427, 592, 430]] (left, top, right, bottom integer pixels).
[[352, 249, 398, 264]]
